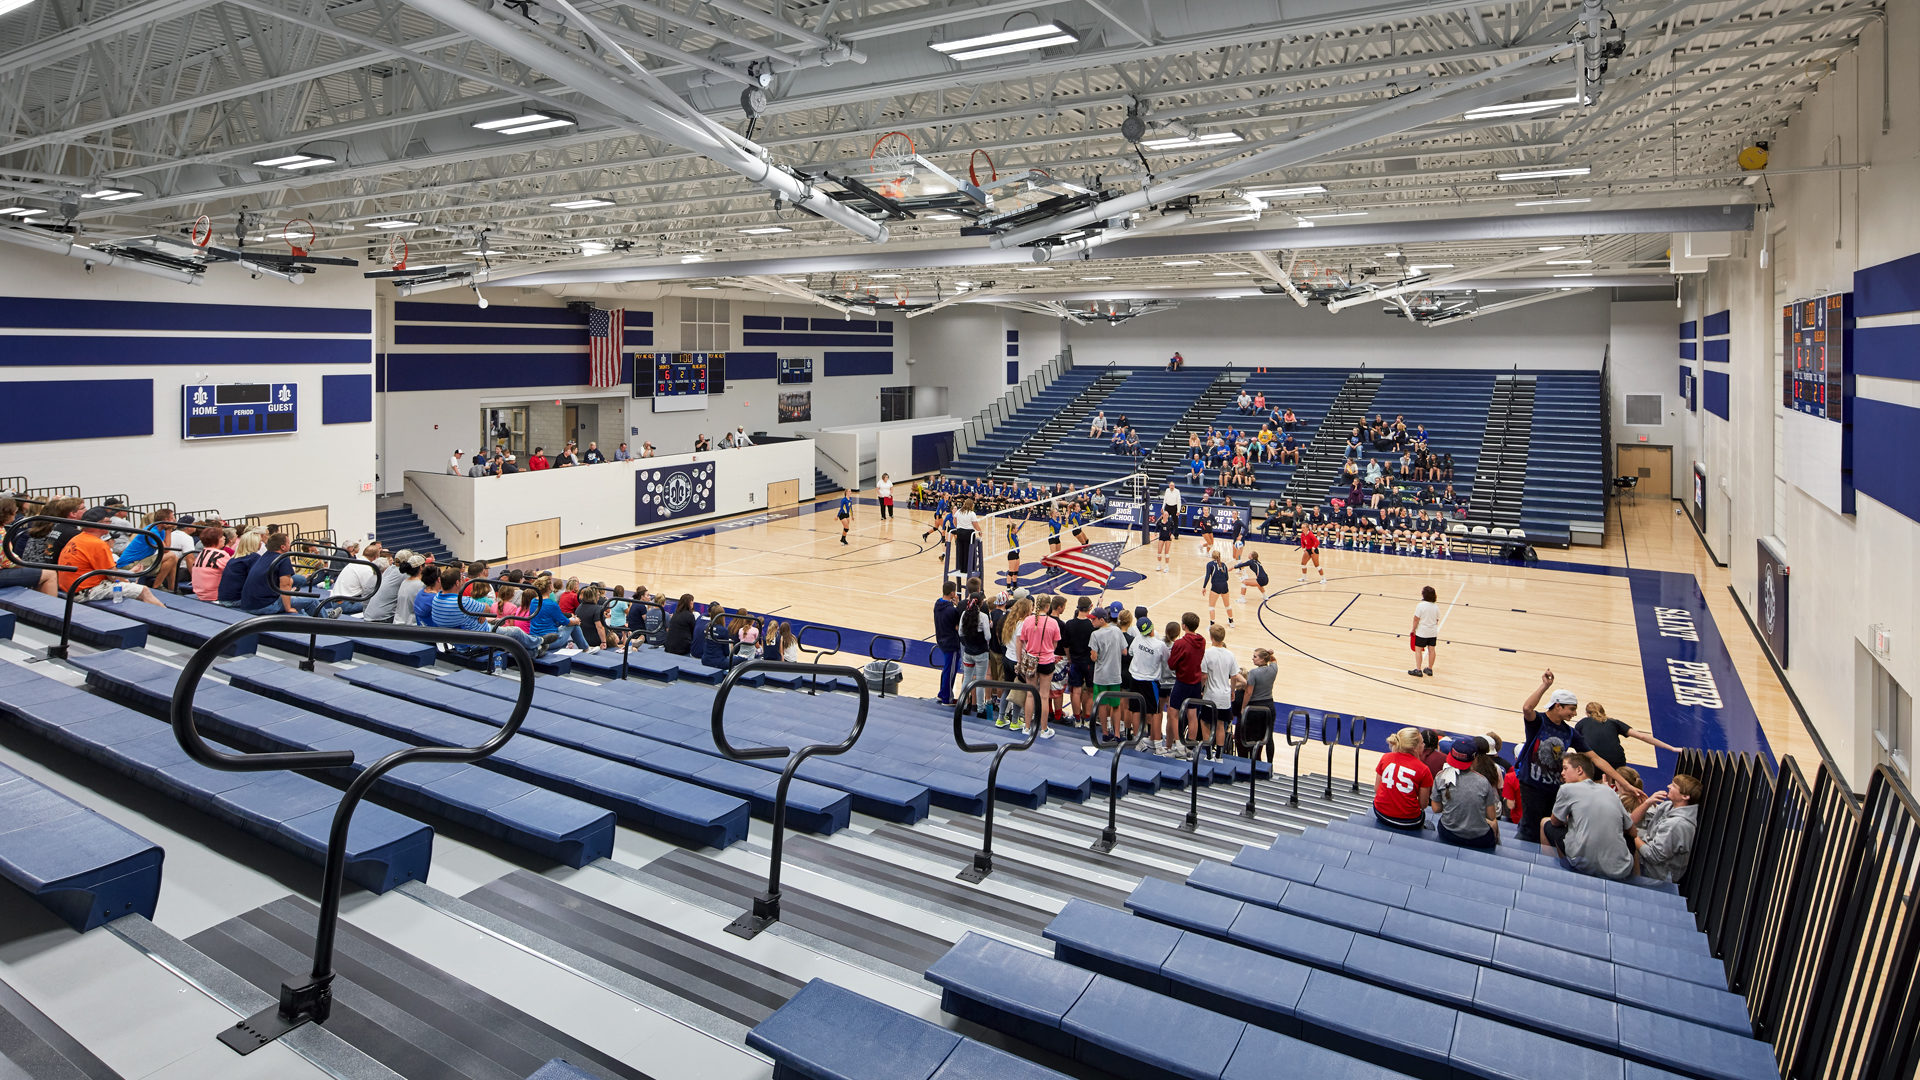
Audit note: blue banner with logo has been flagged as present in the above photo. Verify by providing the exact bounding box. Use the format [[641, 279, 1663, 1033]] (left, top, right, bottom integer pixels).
[[635, 462, 715, 526]]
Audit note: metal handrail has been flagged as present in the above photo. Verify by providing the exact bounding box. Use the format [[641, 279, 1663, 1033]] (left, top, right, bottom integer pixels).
[[1087, 689, 1145, 854], [869, 634, 907, 698], [710, 658, 870, 939], [951, 680, 1040, 884], [2, 515, 166, 660], [169, 616, 533, 1054], [619, 599, 668, 679], [280, 545, 382, 671], [1236, 705, 1275, 820], [1348, 715, 1369, 792], [1176, 699, 1219, 834], [795, 624, 841, 695], [1321, 712, 1343, 801], [1284, 709, 1311, 807], [406, 480, 467, 536]]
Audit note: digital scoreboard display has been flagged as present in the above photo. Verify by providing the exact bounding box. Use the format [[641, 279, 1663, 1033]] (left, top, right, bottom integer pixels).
[[1784, 294, 1849, 421], [778, 357, 813, 384], [637, 352, 715, 413], [181, 382, 298, 440]]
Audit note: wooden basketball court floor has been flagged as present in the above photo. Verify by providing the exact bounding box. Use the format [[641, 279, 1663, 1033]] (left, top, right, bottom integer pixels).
[[532, 493, 1812, 785]]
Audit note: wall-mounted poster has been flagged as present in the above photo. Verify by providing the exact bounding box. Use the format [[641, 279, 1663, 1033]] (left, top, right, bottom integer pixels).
[[778, 391, 812, 423]]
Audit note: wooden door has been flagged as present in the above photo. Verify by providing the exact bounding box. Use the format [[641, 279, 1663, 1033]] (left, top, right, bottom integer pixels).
[[506, 517, 561, 562], [766, 479, 799, 510], [1617, 445, 1672, 497]]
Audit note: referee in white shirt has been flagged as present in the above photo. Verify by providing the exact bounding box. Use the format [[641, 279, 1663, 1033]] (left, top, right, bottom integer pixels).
[[1161, 480, 1183, 536], [951, 499, 977, 579]]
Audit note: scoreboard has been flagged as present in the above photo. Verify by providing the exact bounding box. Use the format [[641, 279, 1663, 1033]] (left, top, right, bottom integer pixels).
[[1784, 294, 1850, 421], [181, 382, 298, 440], [635, 352, 718, 413]]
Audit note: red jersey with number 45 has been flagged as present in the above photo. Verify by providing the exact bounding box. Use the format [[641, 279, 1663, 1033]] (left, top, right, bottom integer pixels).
[[1374, 752, 1433, 819], [1300, 528, 1319, 551]]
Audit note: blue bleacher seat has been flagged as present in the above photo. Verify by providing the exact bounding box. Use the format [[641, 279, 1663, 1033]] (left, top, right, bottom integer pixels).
[[83, 599, 259, 655], [0, 609, 12, 639], [0, 758, 163, 931], [0, 587, 148, 649], [747, 978, 1070, 1080], [523, 1061, 601, 1080], [162, 595, 354, 661]]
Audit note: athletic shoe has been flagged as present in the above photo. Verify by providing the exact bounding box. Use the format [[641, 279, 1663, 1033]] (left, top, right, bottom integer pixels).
[[1408, 669, 1424, 677], [841, 537, 848, 545], [995, 714, 1010, 728], [1298, 576, 1307, 583], [1227, 617, 1235, 625], [1424, 667, 1434, 676], [1135, 735, 1154, 751], [1039, 728, 1056, 740]]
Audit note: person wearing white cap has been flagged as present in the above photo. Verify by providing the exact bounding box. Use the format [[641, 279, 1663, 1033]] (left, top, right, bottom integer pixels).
[[1515, 670, 1589, 844], [449, 449, 463, 475]]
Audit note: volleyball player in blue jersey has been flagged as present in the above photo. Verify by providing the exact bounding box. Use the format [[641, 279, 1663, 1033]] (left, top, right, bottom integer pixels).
[[837, 489, 853, 545]]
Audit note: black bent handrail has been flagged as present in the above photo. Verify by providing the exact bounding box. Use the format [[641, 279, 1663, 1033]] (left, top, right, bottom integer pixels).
[[869, 634, 908, 698], [710, 658, 870, 939], [282, 544, 382, 671], [3, 515, 166, 660], [1348, 715, 1369, 792], [795, 624, 841, 695], [1321, 713, 1343, 801], [1087, 689, 1145, 853], [1176, 699, 1219, 834], [951, 680, 1040, 883], [1284, 710, 1311, 807], [1236, 705, 1275, 820], [169, 616, 534, 1055], [619, 599, 668, 679]]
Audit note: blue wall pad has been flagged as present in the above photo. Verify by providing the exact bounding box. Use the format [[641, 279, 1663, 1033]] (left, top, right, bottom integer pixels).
[[384, 352, 598, 391], [744, 331, 895, 348], [1855, 324, 1920, 381], [1854, 250, 1920, 318], [726, 352, 777, 380], [395, 302, 653, 326], [322, 373, 374, 424], [1679, 343, 1696, 360], [0, 379, 152, 442], [1008, 360, 1020, 384], [1, 336, 368, 367], [1702, 310, 1730, 337], [1703, 370, 1730, 419], [0, 295, 368, 334], [1678, 321, 1696, 339], [1854, 398, 1920, 524], [823, 351, 893, 376], [1704, 339, 1730, 364], [393, 324, 651, 347]]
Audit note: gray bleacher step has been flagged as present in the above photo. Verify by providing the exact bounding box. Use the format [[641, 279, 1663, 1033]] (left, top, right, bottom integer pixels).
[[0, 971, 137, 1080], [779, 833, 1057, 947], [186, 894, 661, 1080], [856, 822, 1135, 908], [1033, 785, 1312, 846], [926, 810, 1193, 883]]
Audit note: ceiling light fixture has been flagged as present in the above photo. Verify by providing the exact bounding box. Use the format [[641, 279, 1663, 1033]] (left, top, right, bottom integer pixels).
[[0, 206, 45, 217], [1382, 250, 1401, 257], [473, 111, 576, 135], [1552, 272, 1595, 278], [1163, 260, 1203, 267], [868, 274, 902, 280], [931, 21, 1079, 62], [1538, 246, 1567, 251], [1296, 210, 1367, 219], [1141, 131, 1244, 150], [1408, 264, 1454, 272], [925, 213, 960, 221], [251, 153, 336, 170], [1213, 271, 1252, 277], [1496, 165, 1592, 181], [680, 254, 706, 263], [1015, 266, 1054, 272], [500, 117, 576, 135], [1546, 258, 1594, 265], [81, 187, 142, 200], [462, 249, 500, 256], [1079, 275, 1113, 281], [1245, 185, 1328, 198], [550, 198, 615, 209], [737, 225, 792, 235], [1514, 197, 1593, 207], [366, 219, 416, 229], [1463, 94, 1583, 121]]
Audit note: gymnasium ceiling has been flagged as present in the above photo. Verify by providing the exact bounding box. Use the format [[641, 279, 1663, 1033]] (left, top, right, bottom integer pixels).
[[0, 0, 1877, 315]]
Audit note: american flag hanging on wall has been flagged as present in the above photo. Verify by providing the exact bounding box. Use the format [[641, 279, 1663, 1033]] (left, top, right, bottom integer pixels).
[[588, 307, 624, 388]]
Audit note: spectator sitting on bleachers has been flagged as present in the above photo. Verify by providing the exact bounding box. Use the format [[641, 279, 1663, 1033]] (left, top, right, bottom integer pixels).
[[167, 514, 200, 561], [410, 562, 440, 625], [430, 569, 543, 660], [1236, 388, 1253, 414], [1089, 410, 1107, 437], [325, 541, 382, 618], [525, 578, 578, 651], [0, 498, 57, 596], [116, 509, 181, 593], [361, 548, 408, 622], [59, 506, 165, 607], [241, 532, 322, 616], [100, 499, 134, 555], [1613, 765, 1647, 814], [1434, 736, 1503, 848], [1167, 351, 1184, 370], [1281, 408, 1298, 430], [216, 531, 263, 607], [1630, 774, 1701, 882], [391, 554, 426, 624], [186, 526, 229, 602], [1373, 726, 1433, 831], [573, 586, 608, 653], [583, 442, 605, 464], [1541, 751, 1635, 879], [662, 592, 698, 655]]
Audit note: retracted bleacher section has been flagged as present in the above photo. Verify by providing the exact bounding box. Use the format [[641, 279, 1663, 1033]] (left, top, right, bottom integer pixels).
[[1522, 372, 1608, 544], [945, 367, 1103, 480]]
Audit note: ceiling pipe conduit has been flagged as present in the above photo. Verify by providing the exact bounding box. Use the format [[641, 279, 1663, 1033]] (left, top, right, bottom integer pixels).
[[1324, 248, 1565, 312], [395, 0, 887, 243], [1250, 250, 1309, 306], [0, 227, 202, 285], [1426, 287, 1595, 326], [986, 45, 1578, 250]]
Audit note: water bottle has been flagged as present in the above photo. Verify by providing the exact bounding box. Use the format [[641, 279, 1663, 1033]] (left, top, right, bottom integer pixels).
[[111, 581, 124, 604]]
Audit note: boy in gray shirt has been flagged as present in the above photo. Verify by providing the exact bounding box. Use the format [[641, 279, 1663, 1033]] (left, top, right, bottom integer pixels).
[[1087, 608, 1128, 740], [1542, 752, 1635, 879], [1630, 774, 1702, 882]]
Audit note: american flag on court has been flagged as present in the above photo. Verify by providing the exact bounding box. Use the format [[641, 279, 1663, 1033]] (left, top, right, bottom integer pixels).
[[588, 307, 624, 388], [1042, 541, 1126, 586]]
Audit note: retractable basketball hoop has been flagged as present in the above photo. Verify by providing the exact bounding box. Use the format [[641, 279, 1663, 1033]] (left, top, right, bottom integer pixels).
[[189, 214, 213, 249], [283, 218, 316, 258], [384, 235, 408, 272]]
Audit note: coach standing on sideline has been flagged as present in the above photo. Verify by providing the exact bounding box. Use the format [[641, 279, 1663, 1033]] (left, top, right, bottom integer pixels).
[[934, 579, 963, 705]]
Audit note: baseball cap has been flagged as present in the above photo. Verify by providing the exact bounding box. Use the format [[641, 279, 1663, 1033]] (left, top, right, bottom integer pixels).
[[1134, 606, 1150, 621], [81, 505, 114, 523], [176, 514, 195, 526], [1010, 587, 1030, 602], [453, 449, 463, 455], [1548, 689, 1578, 708], [1107, 601, 1124, 619]]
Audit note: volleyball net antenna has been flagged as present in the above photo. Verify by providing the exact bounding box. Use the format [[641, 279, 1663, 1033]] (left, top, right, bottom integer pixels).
[[965, 473, 1151, 585]]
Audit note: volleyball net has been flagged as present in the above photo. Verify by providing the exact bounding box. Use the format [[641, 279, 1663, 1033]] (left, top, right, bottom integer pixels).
[[964, 473, 1151, 582]]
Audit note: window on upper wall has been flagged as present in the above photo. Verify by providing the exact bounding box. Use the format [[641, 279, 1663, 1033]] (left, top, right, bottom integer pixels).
[[680, 297, 731, 352], [1871, 652, 1912, 780]]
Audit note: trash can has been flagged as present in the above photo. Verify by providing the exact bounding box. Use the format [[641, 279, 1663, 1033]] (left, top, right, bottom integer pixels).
[[862, 659, 902, 695]]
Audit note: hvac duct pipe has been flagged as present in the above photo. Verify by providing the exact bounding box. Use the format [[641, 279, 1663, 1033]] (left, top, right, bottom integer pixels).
[[1426, 287, 1594, 326], [1325, 248, 1563, 312], [398, 0, 886, 243], [0, 226, 202, 285], [1250, 251, 1309, 306], [988, 48, 1574, 250]]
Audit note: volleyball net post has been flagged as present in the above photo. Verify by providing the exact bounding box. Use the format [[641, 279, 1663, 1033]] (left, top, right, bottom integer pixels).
[[971, 473, 1151, 584]]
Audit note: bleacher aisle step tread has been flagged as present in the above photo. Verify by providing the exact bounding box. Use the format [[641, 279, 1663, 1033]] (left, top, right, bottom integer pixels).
[[0, 975, 126, 1080], [186, 895, 651, 1080]]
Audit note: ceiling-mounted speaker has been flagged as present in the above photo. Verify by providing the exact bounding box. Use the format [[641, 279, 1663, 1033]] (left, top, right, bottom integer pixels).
[[1121, 114, 1147, 143]]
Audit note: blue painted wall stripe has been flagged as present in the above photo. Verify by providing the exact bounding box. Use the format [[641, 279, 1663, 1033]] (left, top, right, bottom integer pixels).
[[394, 302, 654, 327], [0, 379, 153, 443], [823, 350, 892, 377], [1855, 397, 1920, 523], [1855, 324, 1920, 381], [742, 330, 896, 347], [1704, 369, 1730, 419], [1703, 310, 1731, 337], [397, 323, 579, 346], [809, 317, 891, 334], [1854, 250, 1920, 318], [321, 373, 374, 424], [0, 336, 368, 367], [1704, 338, 1731, 364], [384, 352, 594, 392], [0, 296, 368, 334], [784, 316, 808, 330]]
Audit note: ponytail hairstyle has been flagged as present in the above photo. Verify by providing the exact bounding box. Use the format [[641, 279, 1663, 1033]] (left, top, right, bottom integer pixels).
[[1387, 726, 1424, 755], [1467, 737, 1501, 790], [1584, 702, 1608, 722]]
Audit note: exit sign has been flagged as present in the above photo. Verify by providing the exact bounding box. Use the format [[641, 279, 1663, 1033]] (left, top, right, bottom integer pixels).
[[1637, 434, 1649, 442]]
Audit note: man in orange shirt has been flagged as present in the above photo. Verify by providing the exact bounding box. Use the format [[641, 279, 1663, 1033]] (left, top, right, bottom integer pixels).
[[60, 507, 165, 606]]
